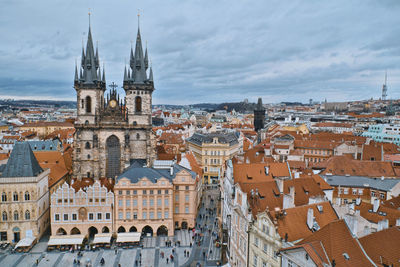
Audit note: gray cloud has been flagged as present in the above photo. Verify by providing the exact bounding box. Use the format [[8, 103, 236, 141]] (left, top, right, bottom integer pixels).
[[0, 0, 400, 104]]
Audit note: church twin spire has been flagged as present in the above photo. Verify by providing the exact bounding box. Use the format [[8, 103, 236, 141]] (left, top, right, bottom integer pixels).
[[75, 13, 153, 87], [74, 14, 105, 87], [124, 14, 153, 85]]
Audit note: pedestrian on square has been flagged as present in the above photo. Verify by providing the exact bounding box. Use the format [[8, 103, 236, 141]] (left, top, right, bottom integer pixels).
[[115, 248, 117, 255], [166, 258, 169, 264], [184, 249, 186, 256]]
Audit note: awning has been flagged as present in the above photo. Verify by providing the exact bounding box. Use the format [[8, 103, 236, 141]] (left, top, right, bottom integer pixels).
[[47, 235, 85, 246], [15, 237, 36, 249], [93, 233, 112, 244], [116, 232, 141, 243]]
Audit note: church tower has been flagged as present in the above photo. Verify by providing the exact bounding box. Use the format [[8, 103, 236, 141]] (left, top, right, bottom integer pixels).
[[254, 97, 265, 132], [73, 16, 155, 181]]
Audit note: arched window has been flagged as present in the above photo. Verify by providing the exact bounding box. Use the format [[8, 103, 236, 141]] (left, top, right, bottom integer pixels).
[[85, 96, 92, 113], [87, 154, 91, 159], [135, 96, 142, 112], [1, 192, 6, 202], [81, 99, 84, 108], [13, 192, 18, 202], [25, 191, 30, 201], [136, 133, 140, 140], [85, 142, 91, 149], [25, 210, 30, 220], [14, 211, 19, 221], [2, 211, 7, 221]]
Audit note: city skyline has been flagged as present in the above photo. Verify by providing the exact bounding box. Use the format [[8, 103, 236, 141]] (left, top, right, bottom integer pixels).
[[0, 0, 400, 104]]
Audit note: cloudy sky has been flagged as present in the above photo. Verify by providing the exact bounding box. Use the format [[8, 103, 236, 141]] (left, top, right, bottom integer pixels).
[[0, 0, 400, 104]]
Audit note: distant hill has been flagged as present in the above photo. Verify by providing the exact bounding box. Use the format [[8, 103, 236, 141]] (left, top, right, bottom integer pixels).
[[0, 99, 76, 108]]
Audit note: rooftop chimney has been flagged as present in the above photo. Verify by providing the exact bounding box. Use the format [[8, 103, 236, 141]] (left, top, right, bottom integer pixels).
[[373, 198, 380, 213], [275, 178, 284, 194], [307, 208, 314, 230], [378, 219, 389, 231], [344, 213, 358, 237]]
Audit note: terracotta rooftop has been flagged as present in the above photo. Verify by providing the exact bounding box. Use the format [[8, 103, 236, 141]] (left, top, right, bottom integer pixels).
[[280, 241, 330, 267], [299, 220, 375, 267], [272, 202, 338, 243], [355, 201, 400, 227], [382, 194, 400, 210], [233, 162, 290, 183], [33, 151, 72, 188], [359, 226, 400, 267], [321, 155, 398, 177]]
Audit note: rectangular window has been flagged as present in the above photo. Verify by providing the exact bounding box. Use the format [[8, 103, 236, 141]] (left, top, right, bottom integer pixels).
[[164, 211, 169, 219], [150, 199, 154, 207], [253, 255, 258, 266], [175, 186, 179, 190], [165, 190, 169, 194], [164, 198, 169, 206], [126, 212, 131, 219], [63, 214, 68, 221], [150, 190, 154, 195], [0, 232, 6, 241], [143, 199, 147, 206], [157, 211, 162, 219], [126, 199, 131, 207], [157, 198, 162, 206], [133, 190, 137, 195], [133, 199, 137, 207], [175, 195, 179, 201], [55, 214, 60, 221], [358, 189, 363, 195], [175, 206, 179, 213], [126, 190, 130, 195], [97, 213, 102, 220], [185, 186, 189, 190], [105, 213, 111, 220], [263, 243, 268, 253], [380, 193, 385, 199], [72, 213, 77, 221], [185, 206, 189, 214], [150, 212, 154, 219], [344, 188, 349, 194], [254, 237, 259, 247], [185, 194, 189, 202], [118, 212, 123, 220], [143, 212, 147, 219], [352, 189, 357, 195], [89, 213, 94, 220], [118, 199, 123, 207], [158, 190, 161, 194], [133, 212, 137, 219], [119, 190, 122, 195], [143, 190, 147, 195]]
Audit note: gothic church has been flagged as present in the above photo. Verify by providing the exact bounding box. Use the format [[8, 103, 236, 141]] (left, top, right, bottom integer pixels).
[[72, 20, 156, 180]]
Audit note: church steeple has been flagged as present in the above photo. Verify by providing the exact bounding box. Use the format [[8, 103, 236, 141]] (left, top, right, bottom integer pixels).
[[124, 13, 153, 85], [77, 12, 103, 86]]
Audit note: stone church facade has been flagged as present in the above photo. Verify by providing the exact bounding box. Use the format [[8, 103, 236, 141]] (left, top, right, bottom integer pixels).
[[72, 22, 156, 180]]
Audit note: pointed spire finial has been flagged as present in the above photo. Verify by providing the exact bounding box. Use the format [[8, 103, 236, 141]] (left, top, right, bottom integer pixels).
[[137, 9, 140, 28], [88, 8, 91, 27]]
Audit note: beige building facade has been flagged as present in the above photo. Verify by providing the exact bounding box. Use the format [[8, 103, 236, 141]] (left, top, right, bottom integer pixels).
[[187, 132, 239, 184], [0, 142, 50, 244], [50, 180, 114, 237], [249, 212, 281, 267], [114, 161, 199, 236]]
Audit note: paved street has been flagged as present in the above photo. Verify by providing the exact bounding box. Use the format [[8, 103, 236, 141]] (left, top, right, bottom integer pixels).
[[182, 185, 222, 267], [0, 186, 222, 267]]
